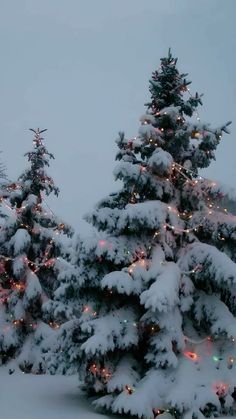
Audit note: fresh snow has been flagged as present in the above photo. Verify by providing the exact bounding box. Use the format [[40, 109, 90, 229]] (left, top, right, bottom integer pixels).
[[0, 367, 235, 419], [0, 366, 126, 419], [148, 148, 173, 176], [9, 228, 31, 255]]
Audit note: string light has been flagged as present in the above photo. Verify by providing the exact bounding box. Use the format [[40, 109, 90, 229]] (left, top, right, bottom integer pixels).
[[84, 64, 232, 404], [183, 351, 200, 361], [83, 306, 90, 313], [228, 356, 235, 368], [181, 264, 203, 275], [125, 158, 232, 228], [49, 322, 60, 329], [128, 259, 148, 275], [183, 334, 236, 373], [11, 282, 25, 292], [125, 385, 134, 395], [12, 318, 24, 326], [165, 222, 202, 234], [153, 408, 165, 417], [213, 382, 229, 397], [89, 364, 111, 381], [0, 128, 72, 345]]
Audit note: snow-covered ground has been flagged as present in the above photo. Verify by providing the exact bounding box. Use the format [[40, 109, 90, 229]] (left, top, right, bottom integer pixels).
[[0, 366, 126, 419], [1, 366, 235, 419]]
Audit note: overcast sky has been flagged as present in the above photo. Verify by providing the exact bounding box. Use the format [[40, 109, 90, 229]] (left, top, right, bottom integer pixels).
[[0, 0, 235, 234]]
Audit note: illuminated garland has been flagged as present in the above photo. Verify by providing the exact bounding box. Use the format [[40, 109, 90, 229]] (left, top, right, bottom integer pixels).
[[0, 130, 69, 333]]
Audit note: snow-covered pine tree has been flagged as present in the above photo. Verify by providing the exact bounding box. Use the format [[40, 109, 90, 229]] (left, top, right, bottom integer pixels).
[[45, 129, 146, 375], [76, 50, 236, 419], [0, 128, 74, 372]]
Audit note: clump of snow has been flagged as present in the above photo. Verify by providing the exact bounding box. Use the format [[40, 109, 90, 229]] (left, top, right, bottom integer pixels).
[[102, 271, 135, 295], [140, 262, 181, 313], [179, 242, 236, 288], [86, 200, 169, 233], [113, 161, 147, 183], [81, 308, 138, 355], [24, 270, 42, 304], [9, 229, 31, 256], [148, 148, 173, 176], [138, 124, 159, 138]]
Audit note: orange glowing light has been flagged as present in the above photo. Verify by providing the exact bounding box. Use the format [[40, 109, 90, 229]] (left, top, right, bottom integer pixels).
[[184, 351, 200, 361], [125, 385, 134, 395]]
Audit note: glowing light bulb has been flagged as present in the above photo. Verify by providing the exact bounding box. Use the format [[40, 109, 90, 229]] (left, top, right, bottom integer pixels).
[[83, 306, 90, 313], [184, 351, 200, 361], [98, 240, 106, 247], [228, 356, 235, 366], [125, 385, 134, 395]]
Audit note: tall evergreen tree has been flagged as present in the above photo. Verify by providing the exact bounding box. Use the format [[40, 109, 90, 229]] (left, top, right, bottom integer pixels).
[[74, 51, 236, 419], [0, 129, 73, 372]]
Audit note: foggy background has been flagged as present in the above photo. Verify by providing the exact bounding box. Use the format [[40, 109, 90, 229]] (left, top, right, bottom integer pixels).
[[0, 0, 235, 235]]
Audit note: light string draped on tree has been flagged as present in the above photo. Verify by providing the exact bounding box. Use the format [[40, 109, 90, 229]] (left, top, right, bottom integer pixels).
[[74, 49, 236, 419], [0, 128, 74, 372]]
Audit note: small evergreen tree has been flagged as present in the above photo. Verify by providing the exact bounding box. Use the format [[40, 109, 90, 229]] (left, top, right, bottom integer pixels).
[[75, 51, 236, 419], [0, 129, 73, 372]]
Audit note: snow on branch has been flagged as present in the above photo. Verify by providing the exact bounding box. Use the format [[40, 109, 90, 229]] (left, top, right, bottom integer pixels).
[[85, 201, 169, 233], [140, 262, 181, 313], [179, 242, 236, 288], [80, 308, 138, 355], [194, 293, 236, 338]]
